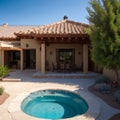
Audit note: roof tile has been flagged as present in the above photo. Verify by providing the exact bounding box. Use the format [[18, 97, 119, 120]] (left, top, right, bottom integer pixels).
[[0, 20, 89, 39]]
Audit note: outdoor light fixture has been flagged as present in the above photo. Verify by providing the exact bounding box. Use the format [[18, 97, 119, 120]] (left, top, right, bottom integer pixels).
[[78, 52, 81, 55], [26, 44, 29, 48], [50, 51, 52, 55]]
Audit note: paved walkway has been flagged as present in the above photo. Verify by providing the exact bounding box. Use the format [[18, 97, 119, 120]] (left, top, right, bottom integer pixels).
[[0, 71, 120, 120]]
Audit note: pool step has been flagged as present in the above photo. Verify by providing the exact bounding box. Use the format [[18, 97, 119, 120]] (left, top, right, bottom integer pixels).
[[2, 78, 21, 82]]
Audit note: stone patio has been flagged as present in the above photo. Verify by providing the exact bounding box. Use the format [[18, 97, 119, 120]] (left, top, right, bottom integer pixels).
[[0, 70, 120, 120]]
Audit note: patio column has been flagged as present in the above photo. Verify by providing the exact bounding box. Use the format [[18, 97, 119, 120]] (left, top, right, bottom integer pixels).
[[41, 42, 45, 74], [1, 49, 4, 66], [83, 44, 88, 73], [20, 49, 23, 70]]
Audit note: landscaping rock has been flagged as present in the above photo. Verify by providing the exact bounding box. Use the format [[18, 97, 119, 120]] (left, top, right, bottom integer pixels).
[[114, 90, 120, 103]]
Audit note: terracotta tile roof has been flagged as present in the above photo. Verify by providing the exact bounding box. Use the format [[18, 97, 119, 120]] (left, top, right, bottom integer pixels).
[[16, 20, 89, 36], [0, 25, 39, 39], [0, 20, 89, 40]]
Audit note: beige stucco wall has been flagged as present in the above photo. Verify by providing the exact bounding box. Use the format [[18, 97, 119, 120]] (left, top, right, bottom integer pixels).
[[46, 44, 83, 71], [20, 39, 85, 71], [21, 39, 41, 70], [103, 68, 120, 81], [0, 39, 85, 72]]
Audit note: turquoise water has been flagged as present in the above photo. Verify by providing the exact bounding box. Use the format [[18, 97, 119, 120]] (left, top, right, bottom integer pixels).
[[21, 89, 88, 119]]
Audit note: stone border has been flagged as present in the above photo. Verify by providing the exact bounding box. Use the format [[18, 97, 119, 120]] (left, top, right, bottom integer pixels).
[[8, 88, 100, 120]]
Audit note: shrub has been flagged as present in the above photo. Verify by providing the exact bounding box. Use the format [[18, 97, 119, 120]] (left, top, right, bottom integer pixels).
[[0, 66, 9, 78], [0, 87, 4, 95], [94, 83, 111, 93], [95, 75, 110, 84]]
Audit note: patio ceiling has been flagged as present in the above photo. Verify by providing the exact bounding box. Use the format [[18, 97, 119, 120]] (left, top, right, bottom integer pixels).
[[0, 41, 21, 50]]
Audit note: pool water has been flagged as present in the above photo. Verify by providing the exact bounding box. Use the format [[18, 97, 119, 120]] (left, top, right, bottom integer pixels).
[[21, 89, 88, 119]]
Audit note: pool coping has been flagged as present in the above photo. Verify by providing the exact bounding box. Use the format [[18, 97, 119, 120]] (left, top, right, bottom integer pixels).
[[8, 88, 101, 120]]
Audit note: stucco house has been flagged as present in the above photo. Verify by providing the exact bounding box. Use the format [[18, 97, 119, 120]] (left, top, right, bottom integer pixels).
[[0, 18, 99, 74]]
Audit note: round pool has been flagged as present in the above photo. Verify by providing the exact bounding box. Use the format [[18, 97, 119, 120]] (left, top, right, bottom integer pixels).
[[21, 89, 88, 119]]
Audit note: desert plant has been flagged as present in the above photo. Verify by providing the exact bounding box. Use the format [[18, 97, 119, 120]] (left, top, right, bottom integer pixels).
[[0, 87, 4, 95], [0, 66, 9, 78], [95, 75, 110, 84]]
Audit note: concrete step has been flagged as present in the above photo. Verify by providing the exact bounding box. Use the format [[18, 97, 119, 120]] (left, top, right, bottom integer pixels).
[[2, 78, 21, 82], [33, 72, 99, 79]]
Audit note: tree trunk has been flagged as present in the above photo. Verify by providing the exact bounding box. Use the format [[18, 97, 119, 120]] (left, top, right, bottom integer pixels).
[[115, 70, 120, 86]]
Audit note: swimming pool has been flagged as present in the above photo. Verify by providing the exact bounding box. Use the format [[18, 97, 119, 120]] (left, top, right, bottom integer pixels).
[[21, 89, 88, 119]]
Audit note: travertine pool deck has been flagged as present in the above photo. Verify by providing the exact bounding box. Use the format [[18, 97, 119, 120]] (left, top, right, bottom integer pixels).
[[0, 70, 120, 120]]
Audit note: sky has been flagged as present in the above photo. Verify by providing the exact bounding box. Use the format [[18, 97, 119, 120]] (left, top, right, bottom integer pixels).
[[0, 0, 90, 25]]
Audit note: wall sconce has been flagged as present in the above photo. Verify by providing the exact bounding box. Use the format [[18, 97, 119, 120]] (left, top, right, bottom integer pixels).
[[78, 51, 81, 55], [26, 44, 29, 48], [50, 51, 52, 55]]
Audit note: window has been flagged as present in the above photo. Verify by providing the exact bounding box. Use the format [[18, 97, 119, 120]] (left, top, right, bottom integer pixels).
[[57, 49, 75, 64], [13, 51, 20, 60]]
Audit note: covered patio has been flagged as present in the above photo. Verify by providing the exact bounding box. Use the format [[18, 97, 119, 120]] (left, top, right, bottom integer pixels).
[[0, 41, 21, 69], [15, 19, 92, 74]]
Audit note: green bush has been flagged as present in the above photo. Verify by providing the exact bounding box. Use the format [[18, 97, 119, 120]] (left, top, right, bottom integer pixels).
[[0, 87, 4, 95], [0, 66, 9, 77], [94, 83, 111, 93], [95, 75, 110, 84]]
